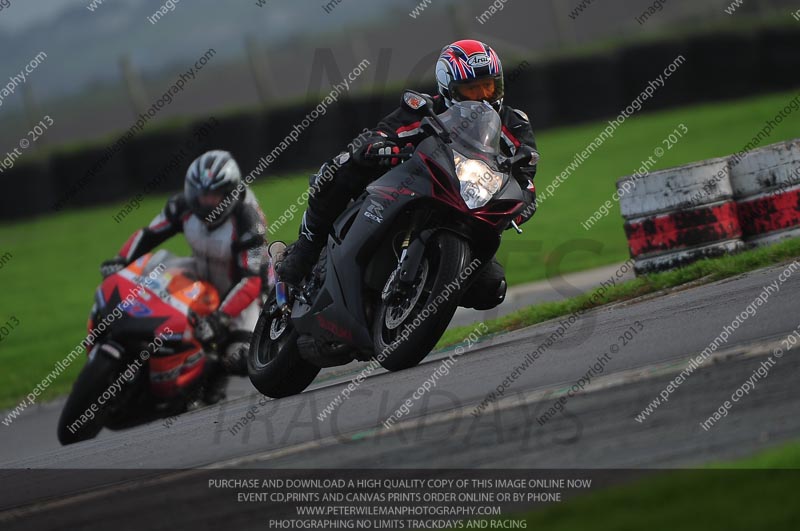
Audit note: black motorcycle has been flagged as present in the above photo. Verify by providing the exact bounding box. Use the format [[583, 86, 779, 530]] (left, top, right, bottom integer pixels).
[[249, 96, 536, 398]]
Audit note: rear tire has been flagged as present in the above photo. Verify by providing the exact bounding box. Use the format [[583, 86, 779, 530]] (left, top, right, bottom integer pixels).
[[248, 307, 320, 398], [57, 353, 121, 445], [373, 232, 472, 371]]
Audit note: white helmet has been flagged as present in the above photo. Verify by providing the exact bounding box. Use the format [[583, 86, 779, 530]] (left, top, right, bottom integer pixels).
[[184, 150, 243, 228]]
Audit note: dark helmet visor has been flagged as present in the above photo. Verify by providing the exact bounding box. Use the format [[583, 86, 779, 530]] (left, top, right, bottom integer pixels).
[[451, 76, 504, 105]]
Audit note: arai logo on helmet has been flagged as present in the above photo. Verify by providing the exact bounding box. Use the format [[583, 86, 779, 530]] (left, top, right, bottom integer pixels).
[[468, 54, 491, 68]]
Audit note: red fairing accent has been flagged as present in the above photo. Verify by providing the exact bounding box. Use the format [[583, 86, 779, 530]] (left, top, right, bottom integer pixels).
[[176, 358, 206, 389], [420, 153, 523, 229], [149, 348, 206, 398], [502, 126, 521, 148], [372, 186, 415, 202], [316, 315, 353, 341], [624, 202, 741, 257], [473, 200, 525, 229], [219, 276, 262, 317], [119, 229, 143, 260], [420, 154, 469, 213]]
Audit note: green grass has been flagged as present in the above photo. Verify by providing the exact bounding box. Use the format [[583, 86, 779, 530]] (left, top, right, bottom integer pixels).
[[438, 237, 800, 348], [474, 440, 800, 531], [709, 439, 800, 469], [0, 90, 798, 410], [514, 87, 798, 285]]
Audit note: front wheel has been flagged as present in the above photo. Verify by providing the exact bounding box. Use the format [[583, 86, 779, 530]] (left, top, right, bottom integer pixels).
[[373, 232, 472, 371], [57, 351, 122, 445], [248, 305, 320, 398]]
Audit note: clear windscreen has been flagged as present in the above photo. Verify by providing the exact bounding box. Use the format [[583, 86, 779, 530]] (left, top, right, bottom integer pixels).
[[437, 101, 502, 158]]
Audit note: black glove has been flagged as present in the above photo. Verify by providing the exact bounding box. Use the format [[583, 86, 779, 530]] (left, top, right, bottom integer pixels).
[[355, 141, 412, 167], [100, 257, 127, 278], [192, 311, 229, 345]]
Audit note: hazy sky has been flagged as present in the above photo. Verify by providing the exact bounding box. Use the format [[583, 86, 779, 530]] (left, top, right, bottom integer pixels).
[[0, 0, 79, 33]]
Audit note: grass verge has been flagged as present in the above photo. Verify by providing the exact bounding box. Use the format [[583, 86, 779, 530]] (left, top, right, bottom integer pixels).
[[465, 439, 800, 531], [437, 237, 800, 349], [0, 90, 798, 410]]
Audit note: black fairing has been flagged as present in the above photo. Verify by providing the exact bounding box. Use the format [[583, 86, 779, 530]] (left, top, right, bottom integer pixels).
[[291, 132, 526, 356]]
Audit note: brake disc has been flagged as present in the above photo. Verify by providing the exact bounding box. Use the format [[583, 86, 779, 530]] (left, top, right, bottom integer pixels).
[[383, 260, 429, 330], [270, 314, 289, 340]]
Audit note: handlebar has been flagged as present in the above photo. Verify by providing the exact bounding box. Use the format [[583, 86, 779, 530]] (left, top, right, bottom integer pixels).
[[363, 152, 414, 161]]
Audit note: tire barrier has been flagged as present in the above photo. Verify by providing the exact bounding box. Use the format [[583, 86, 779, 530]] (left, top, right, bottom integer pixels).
[[545, 53, 623, 125], [619, 157, 745, 275], [50, 143, 133, 210], [0, 162, 55, 221], [2, 26, 799, 222], [730, 139, 800, 246], [505, 62, 555, 128], [260, 105, 327, 175], [686, 31, 761, 102], [758, 27, 800, 92], [618, 39, 691, 111], [123, 125, 190, 194], [191, 113, 266, 181]]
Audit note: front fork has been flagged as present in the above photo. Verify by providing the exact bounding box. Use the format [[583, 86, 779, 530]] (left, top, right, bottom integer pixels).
[[384, 212, 435, 303], [275, 281, 292, 314]]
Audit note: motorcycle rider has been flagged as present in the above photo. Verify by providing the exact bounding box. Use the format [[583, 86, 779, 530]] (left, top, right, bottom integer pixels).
[[101, 150, 269, 400], [276, 39, 538, 310]]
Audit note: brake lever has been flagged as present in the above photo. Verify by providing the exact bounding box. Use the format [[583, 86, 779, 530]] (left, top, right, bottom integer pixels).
[[511, 221, 523, 234]]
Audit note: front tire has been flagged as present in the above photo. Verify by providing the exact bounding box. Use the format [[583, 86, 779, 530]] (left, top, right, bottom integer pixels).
[[57, 352, 121, 445], [248, 307, 320, 398], [373, 232, 472, 371]]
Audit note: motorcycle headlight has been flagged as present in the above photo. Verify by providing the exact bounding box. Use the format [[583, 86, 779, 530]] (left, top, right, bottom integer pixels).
[[454, 151, 505, 209]]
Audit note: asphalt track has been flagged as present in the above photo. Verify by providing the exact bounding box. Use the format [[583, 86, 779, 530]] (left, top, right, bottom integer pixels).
[[0, 262, 633, 463], [1, 261, 799, 528]]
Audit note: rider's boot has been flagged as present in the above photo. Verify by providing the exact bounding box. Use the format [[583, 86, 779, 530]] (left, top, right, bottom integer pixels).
[[460, 257, 508, 310], [275, 214, 328, 286], [202, 359, 228, 405], [221, 333, 251, 376], [275, 160, 357, 285]]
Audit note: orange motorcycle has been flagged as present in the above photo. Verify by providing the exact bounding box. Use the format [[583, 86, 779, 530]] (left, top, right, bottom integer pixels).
[[57, 250, 222, 445]]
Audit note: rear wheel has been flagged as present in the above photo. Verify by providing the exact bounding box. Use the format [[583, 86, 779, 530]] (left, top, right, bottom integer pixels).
[[373, 232, 472, 371], [248, 305, 320, 398], [57, 351, 122, 445]]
